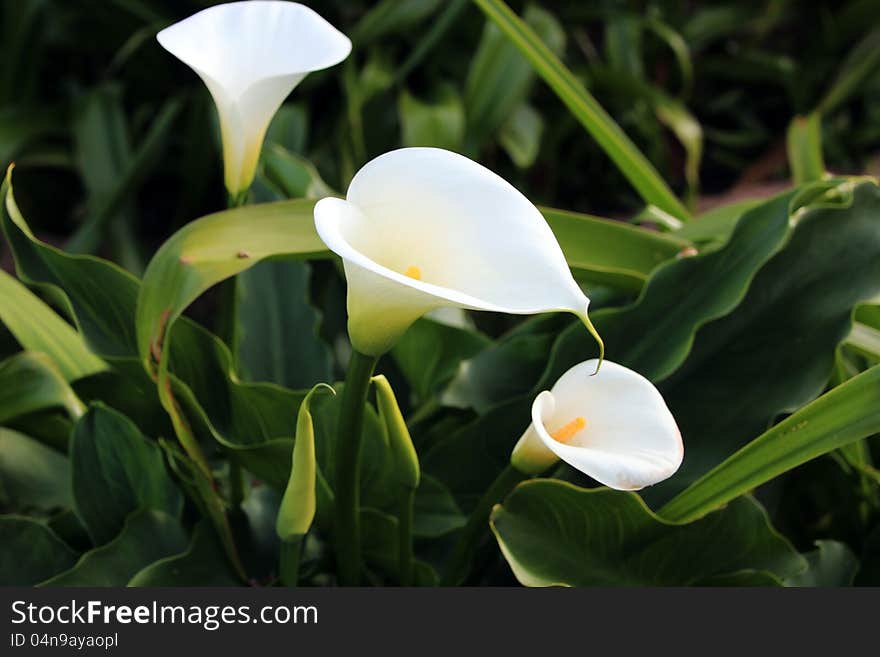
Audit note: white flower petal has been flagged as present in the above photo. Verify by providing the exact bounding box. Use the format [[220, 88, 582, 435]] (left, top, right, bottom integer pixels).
[[314, 147, 591, 355], [157, 1, 351, 194], [514, 360, 683, 490]]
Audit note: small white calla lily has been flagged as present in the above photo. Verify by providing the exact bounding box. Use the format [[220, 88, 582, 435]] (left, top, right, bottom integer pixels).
[[511, 359, 683, 490], [157, 1, 351, 196], [314, 147, 598, 356]]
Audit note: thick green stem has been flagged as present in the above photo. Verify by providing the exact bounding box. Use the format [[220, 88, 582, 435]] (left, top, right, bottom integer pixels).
[[398, 487, 416, 586], [334, 350, 379, 586], [279, 535, 304, 587], [441, 464, 527, 586]]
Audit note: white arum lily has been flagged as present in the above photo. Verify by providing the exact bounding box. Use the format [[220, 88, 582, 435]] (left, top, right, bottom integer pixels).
[[157, 1, 351, 197], [511, 359, 683, 490], [314, 147, 600, 356]]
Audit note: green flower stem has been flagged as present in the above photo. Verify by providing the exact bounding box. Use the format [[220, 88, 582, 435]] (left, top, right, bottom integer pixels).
[[279, 535, 305, 587], [441, 464, 528, 586], [334, 350, 379, 586], [398, 487, 416, 586]]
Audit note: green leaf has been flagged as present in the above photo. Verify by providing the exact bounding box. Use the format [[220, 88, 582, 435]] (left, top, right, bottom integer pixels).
[[0, 351, 85, 425], [818, 26, 880, 115], [400, 85, 465, 151], [784, 540, 858, 587], [237, 259, 332, 390], [391, 317, 490, 401], [361, 508, 438, 585], [491, 480, 804, 586], [71, 404, 183, 544], [465, 3, 564, 150], [352, 0, 443, 45], [0, 429, 71, 513], [128, 521, 239, 586], [135, 197, 322, 374], [651, 181, 880, 497], [0, 269, 107, 381], [542, 206, 690, 292], [498, 103, 543, 168], [40, 509, 187, 586], [659, 364, 880, 523], [787, 113, 825, 184], [413, 474, 466, 538], [260, 143, 333, 200], [472, 0, 689, 219], [0, 516, 78, 585]]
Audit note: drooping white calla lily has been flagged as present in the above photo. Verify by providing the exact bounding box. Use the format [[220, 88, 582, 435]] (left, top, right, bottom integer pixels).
[[157, 1, 351, 197], [511, 359, 683, 490], [314, 147, 599, 356]]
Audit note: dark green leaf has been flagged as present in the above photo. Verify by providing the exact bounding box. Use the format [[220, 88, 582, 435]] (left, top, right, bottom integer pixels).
[[0, 516, 78, 585]]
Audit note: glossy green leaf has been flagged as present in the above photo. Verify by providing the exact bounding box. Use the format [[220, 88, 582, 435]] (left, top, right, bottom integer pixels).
[[260, 143, 333, 200], [128, 521, 239, 586], [660, 364, 880, 523], [491, 480, 804, 586], [40, 509, 187, 586], [0, 516, 78, 585], [472, 0, 689, 219], [0, 269, 107, 381], [71, 404, 183, 544], [0, 428, 71, 513], [498, 103, 543, 168]]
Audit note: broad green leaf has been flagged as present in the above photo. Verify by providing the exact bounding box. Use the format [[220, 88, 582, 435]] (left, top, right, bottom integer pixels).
[[542, 206, 690, 292], [818, 26, 880, 115], [539, 187, 795, 387], [784, 540, 858, 587], [265, 103, 308, 155], [0, 428, 71, 513], [135, 197, 321, 375], [71, 404, 183, 544], [400, 85, 465, 151], [0, 516, 78, 585], [0, 351, 85, 424], [660, 365, 880, 523], [0, 269, 106, 381], [128, 521, 239, 586], [472, 0, 689, 219], [787, 113, 825, 184], [40, 509, 187, 586], [464, 3, 564, 150], [237, 259, 332, 390], [391, 317, 490, 401], [491, 480, 804, 586]]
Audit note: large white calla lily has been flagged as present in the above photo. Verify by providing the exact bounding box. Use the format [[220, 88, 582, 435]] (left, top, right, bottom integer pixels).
[[511, 359, 683, 490], [157, 1, 351, 197], [314, 147, 598, 356]]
